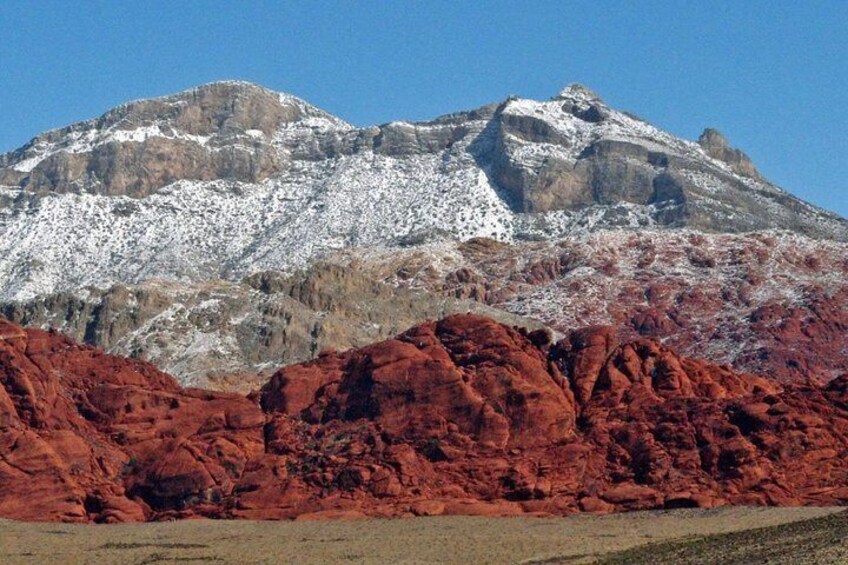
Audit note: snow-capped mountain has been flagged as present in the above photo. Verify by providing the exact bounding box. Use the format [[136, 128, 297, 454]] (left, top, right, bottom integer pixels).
[[0, 80, 845, 301]]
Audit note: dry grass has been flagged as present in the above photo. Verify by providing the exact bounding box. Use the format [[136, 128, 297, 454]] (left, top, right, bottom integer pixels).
[[599, 510, 848, 565], [0, 506, 842, 564]]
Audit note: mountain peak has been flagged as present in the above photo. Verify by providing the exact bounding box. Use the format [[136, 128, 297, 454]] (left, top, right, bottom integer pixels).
[[171, 80, 300, 104], [0, 81, 845, 302], [555, 83, 603, 104], [0, 80, 351, 196], [116, 79, 342, 126], [106, 80, 288, 119], [698, 127, 730, 150], [195, 79, 267, 90]]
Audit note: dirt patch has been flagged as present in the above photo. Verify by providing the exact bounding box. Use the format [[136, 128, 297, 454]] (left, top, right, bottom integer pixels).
[[0, 507, 842, 564]]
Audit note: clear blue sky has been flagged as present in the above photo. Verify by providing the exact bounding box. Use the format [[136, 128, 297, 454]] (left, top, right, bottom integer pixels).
[[1, 1, 846, 216]]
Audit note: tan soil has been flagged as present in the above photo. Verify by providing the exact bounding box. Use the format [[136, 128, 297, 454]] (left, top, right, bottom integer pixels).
[[0, 506, 841, 564]]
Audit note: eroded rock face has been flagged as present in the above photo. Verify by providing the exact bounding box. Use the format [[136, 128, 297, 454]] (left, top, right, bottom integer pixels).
[[478, 86, 844, 240], [0, 318, 265, 522], [0, 264, 541, 387], [698, 128, 760, 179], [0, 82, 343, 197], [3, 314, 848, 522], [262, 316, 575, 450]]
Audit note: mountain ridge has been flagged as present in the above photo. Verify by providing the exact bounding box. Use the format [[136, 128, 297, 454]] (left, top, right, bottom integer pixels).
[[0, 80, 837, 219], [1, 81, 845, 303]]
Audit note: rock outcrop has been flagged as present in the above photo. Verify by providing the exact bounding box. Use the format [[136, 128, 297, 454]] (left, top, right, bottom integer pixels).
[[2, 314, 847, 522], [0, 264, 540, 387], [698, 128, 760, 179], [0, 82, 348, 197]]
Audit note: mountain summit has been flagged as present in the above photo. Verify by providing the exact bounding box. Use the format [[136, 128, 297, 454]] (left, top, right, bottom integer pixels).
[[0, 82, 845, 300], [0, 81, 350, 197]]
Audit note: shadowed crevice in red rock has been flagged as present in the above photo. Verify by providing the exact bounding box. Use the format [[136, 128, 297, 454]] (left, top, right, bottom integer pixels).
[[2, 315, 848, 522]]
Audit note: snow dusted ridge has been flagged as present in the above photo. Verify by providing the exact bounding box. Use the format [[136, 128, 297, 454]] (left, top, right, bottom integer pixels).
[[5, 81, 351, 174], [0, 81, 845, 301]]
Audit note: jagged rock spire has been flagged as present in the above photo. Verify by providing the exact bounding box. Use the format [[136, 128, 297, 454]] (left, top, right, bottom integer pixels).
[[698, 127, 760, 179]]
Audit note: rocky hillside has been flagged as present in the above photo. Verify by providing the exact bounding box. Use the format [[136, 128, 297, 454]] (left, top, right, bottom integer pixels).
[[2, 315, 848, 523], [1, 81, 845, 302], [0, 263, 538, 388], [332, 230, 848, 384], [7, 228, 847, 388]]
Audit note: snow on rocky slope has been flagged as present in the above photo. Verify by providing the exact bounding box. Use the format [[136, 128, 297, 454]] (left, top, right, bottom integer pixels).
[[328, 229, 848, 384], [1, 81, 845, 302], [0, 263, 540, 388]]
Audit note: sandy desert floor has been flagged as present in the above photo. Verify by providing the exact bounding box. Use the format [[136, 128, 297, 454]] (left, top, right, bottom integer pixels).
[[0, 506, 844, 564]]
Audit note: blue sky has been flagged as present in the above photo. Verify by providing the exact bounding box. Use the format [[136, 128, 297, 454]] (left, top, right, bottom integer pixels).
[[1, 1, 846, 216]]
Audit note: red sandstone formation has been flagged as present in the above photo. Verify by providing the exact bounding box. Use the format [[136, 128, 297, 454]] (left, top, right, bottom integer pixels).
[[1, 315, 847, 522]]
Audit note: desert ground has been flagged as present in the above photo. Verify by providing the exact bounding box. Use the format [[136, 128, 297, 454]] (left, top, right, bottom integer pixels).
[[1, 507, 845, 564]]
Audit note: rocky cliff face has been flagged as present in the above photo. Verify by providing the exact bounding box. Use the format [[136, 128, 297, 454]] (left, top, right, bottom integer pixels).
[[0, 81, 348, 197], [484, 86, 844, 239], [0, 81, 845, 302], [0, 263, 538, 388], [2, 315, 848, 522]]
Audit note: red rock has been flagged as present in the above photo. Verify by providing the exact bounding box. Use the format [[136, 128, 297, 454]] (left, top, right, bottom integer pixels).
[[579, 497, 615, 513], [600, 485, 662, 508], [262, 316, 576, 450], [2, 315, 848, 522], [410, 500, 446, 516]]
